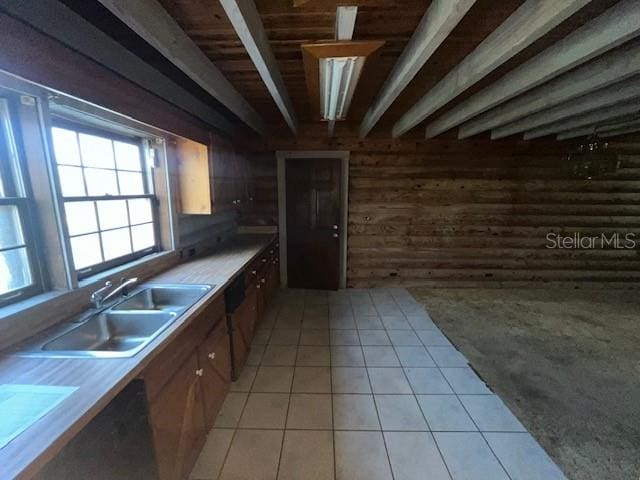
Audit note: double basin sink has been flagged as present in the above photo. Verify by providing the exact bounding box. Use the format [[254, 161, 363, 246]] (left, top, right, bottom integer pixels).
[[19, 284, 212, 358]]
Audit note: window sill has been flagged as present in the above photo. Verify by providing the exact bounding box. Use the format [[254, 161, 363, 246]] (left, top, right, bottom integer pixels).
[[0, 290, 67, 322], [77, 250, 175, 289]]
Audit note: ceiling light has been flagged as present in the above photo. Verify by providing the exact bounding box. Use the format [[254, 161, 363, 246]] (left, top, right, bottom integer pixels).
[[319, 56, 365, 123]]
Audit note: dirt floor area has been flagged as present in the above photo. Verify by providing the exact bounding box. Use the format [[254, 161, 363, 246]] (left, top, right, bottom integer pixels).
[[409, 287, 640, 480]]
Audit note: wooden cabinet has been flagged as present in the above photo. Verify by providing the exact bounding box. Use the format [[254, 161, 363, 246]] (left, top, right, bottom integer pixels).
[[198, 321, 231, 430], [229, 286, 258, 379], [176, 138, 212, 215], [211, 139, 251, 212], [143, 296, 229, 480], [148, 352, 206, 480], [177, 134, 252, 215]]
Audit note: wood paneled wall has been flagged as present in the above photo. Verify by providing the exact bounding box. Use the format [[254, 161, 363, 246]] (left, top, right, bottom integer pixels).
[[244, 126, 640, 288]]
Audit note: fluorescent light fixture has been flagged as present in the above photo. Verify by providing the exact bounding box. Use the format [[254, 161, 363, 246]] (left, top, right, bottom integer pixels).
[[336, 6, 358, 40], [319, 56, 365, 124]]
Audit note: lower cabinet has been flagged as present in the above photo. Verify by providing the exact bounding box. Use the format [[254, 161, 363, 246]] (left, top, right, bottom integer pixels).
[[143, 242, 278, 480], [148, 352, 207, 480], [198, 321, 232, 430], [144, 297, 230, 480]]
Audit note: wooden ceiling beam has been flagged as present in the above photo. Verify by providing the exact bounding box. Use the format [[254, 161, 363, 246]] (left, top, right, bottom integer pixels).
[[523, 100, 640, 139], [557, 118, 640, 140], [421, 0, 640, 139], [96, 0, 267, 135], [219, 0, 298, 134], [459, 41, 640, 139], [491, 77, 640, 139], [390, 0, 593, 138], [600, 123, 640, 138], [358, 0, 476, 138]]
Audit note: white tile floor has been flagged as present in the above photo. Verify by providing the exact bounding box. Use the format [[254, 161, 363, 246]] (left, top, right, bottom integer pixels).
[[190, 288, 567, 480]]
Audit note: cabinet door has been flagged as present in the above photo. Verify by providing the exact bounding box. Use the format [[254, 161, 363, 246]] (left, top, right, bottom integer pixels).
[[148, 353, 206, 480], [198, 321, 232, 430]]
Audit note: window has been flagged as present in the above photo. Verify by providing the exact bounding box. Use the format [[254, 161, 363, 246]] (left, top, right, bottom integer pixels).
[[51, 122, 159, 278], [0, 98, 43, 306]]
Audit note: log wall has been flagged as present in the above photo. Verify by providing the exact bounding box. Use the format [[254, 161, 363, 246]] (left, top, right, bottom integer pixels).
[[244, 126, 640, 288]]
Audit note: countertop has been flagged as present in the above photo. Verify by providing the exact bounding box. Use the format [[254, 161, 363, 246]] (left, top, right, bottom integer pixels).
[[0, 234, 276, 480]]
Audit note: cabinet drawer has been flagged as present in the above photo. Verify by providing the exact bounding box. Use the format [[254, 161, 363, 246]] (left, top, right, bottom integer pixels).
[[144, 295, 225, 402]]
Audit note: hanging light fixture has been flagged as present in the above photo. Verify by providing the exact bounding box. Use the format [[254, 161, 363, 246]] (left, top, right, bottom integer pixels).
[[302, 41, 384, 136]]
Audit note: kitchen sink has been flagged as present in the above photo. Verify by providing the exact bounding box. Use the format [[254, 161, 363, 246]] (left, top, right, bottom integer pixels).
[[16, 283, 213, 358]]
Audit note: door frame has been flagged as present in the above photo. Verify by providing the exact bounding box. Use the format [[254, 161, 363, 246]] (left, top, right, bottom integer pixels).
[[276, 150, 349, 289]]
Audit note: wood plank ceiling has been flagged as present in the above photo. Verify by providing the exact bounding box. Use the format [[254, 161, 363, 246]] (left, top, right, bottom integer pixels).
[[158, 0, 630, 139]]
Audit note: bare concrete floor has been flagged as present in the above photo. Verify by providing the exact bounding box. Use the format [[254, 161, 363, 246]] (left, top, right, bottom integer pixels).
[[409, 287, 640, 480]]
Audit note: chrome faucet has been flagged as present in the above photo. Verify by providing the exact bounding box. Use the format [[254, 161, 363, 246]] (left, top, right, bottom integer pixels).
[[90, 277, 138, 309]]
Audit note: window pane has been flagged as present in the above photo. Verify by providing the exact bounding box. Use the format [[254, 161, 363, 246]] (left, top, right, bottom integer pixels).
[[96, 200, 128, 230], [70, 233, 102, 270], [64, 201, 97, 236], [78, 133, 115, 169], [128, 198, 152, 225], [0, 247, 32, 295], [0, 205, 24, 248], [131, 223, 155, 251], [85, 168, 118, 196], [101, 228, 132, 260], [51, 127, 81, 166], [117, 171, 144, 195], [114, 141, 141, 171], [57, 165, 86, 197]]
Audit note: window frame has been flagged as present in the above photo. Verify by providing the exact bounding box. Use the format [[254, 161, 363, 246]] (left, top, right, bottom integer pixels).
[[50, 118, 161, 280], [0, 96, 46, 307]]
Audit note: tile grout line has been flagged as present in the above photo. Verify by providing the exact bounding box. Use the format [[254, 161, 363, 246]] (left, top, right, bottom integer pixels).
[[363, 290, 396, 480]]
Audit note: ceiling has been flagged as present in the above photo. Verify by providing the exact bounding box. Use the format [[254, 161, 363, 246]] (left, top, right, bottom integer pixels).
[[154, 0, 627, 139]]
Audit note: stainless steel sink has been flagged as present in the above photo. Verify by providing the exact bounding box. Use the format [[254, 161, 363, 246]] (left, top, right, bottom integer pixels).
[[41, 311, 178, 356], [112, 285, 212, 312], [15, 283, 213, 358]]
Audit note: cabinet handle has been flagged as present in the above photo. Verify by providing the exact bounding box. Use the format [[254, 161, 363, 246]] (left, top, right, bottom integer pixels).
[[260, 278, 266, 283], [261, 258, 267, 263], [257, 284, 261, 289], [269, 249, 273, 254], [208, 352, 216, 360], [195, 368, 204, 377], [251, 270, 257, 275]]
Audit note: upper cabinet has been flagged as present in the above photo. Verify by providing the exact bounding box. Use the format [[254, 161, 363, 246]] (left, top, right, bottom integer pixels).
[[176, 137, 212, 215], [177, 135, 252, 215]]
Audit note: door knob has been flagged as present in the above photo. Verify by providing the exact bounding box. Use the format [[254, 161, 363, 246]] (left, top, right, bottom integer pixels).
[[332, 225, 338, 230], [332, 233, 339, 238]]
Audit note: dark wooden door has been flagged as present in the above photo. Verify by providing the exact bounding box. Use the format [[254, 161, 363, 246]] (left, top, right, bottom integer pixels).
[[286, 158, 341, 290]]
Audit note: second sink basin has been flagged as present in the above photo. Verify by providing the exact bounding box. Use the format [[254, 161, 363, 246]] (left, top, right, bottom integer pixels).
[[112, 285, 212, 312]]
